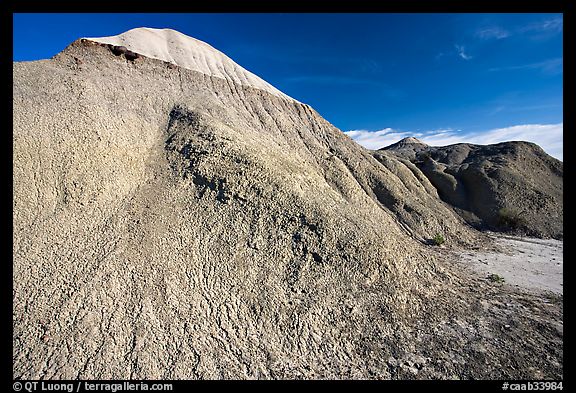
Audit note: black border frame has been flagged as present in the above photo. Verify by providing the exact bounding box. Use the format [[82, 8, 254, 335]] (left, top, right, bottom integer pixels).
[[5, 0, 571, 389]]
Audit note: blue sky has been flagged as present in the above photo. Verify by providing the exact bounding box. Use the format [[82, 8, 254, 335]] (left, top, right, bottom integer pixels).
[[13, 13, 563, 159]]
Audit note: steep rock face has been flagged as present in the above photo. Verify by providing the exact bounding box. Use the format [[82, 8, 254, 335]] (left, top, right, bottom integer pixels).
[[13, 32, 561, 379], [378, 140, 563, 239]]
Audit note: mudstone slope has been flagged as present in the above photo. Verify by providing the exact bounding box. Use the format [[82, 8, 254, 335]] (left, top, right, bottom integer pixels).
[[13, 29, 562, 379]]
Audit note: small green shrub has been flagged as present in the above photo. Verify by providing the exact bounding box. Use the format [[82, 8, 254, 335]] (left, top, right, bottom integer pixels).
[[432, 233, 445, 246], [497, 207, 527, 230], [487, 273, 505, 283]]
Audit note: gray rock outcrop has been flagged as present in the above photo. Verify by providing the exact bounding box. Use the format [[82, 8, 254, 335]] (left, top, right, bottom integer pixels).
[[378, 139, 563, 239]]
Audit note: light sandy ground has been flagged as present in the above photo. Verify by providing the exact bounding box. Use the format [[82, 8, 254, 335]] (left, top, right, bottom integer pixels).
[[456, 233, 563, 295]]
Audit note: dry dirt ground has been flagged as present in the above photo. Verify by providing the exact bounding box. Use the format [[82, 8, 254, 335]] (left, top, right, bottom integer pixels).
[[407, 235, 563, 380], [454, 233, 563, 295]]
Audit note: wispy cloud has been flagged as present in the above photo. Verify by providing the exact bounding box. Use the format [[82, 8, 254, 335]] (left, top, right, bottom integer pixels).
[[455, 44, 472, 60], [507, 103, 561, 112], [487, 103, 560, 117], [518, 16, 563, 34], [489, 58, 562, 75], [487, 106, 506, 116], [474, 16, 562, 42], [475, 26, 510, 40], [359, 59, 383, 74], [345, 123, 563, 160]]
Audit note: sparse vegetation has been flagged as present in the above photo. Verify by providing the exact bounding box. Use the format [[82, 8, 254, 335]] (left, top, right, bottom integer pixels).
[[497, 207, 527, 231], [488, 273, 506, 283], [432, 233, 445, 246]]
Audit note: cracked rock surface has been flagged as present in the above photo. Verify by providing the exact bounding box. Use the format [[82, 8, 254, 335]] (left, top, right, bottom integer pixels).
[[13, 39, 562, 379]]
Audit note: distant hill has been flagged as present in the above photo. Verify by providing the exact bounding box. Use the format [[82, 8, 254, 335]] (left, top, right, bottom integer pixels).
[[378, 138, 563, 239]]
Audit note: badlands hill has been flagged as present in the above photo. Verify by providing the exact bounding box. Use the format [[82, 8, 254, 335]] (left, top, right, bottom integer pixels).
[[378, 138, 563, 239], [13, 28, 562, 379]]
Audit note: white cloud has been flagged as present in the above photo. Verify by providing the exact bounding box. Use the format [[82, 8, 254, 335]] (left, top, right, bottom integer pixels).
[[475, 26, 510, 40], [455, 44, 472, 60], [345, 123, 563, 161], [474, 16, 562, 42], [344, 128, 412, 150]]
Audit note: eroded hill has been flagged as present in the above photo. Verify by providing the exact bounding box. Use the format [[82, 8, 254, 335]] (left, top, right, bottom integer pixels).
[[13, 28, 562, 379], [377, 138, 563, 239]]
